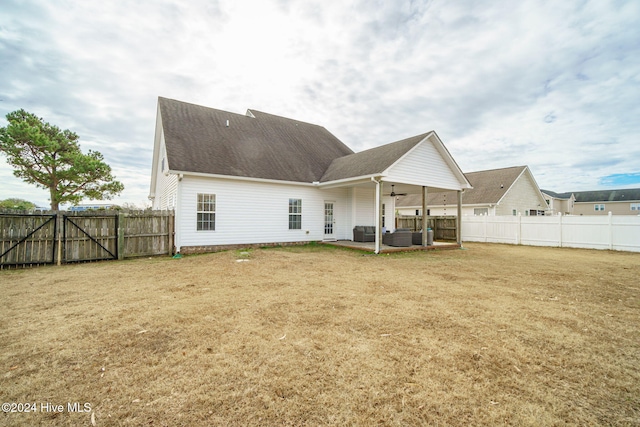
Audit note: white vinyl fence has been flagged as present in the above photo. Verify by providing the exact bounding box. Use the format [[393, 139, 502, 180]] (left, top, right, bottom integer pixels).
[[462, 213, 640, 252]]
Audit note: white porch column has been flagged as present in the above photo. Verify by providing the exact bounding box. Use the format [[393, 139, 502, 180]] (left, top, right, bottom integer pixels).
[[374, 180, 382, 254], [422, 186, 428, 246], [457, 190, 463, 245]]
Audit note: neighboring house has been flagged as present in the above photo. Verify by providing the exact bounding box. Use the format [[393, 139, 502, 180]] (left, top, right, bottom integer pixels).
[[396, 165, 549, 217], [149, 97, 472, 253], [68, 204, 120, 211], [540, 190, 576, 215], [541, 188, 640, 215]]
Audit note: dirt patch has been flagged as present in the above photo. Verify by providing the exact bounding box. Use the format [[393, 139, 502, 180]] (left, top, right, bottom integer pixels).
[[1, 243, 639, 426]]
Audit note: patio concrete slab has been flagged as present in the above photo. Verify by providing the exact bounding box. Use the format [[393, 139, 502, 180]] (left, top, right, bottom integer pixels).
[[320, 240, 460, 253]]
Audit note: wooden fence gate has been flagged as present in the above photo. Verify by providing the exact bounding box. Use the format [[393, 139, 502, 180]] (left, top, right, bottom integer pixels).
[[1, 210, 174, 269], [0, 213, 57, 267], [63, 214, 118, 262]]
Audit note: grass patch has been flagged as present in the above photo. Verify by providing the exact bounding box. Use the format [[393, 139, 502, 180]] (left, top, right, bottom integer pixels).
[[1, 243, 638, 426]]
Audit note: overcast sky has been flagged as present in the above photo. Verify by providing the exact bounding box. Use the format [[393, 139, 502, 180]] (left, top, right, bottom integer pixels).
[[1, 0, 639, 207]]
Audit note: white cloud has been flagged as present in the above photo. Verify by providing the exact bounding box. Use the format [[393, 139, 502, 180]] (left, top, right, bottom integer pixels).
[[1, 0, 639, 206]]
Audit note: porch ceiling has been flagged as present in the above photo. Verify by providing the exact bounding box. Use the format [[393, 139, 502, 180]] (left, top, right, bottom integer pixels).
[[320, 179, 452, 195]]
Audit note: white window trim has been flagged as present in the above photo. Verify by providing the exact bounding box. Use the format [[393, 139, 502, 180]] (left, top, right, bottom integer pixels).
[[197, 193, 216, 231], [289, 198, 302, 230]]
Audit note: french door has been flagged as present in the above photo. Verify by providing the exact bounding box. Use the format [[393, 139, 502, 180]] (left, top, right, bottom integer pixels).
[[324, 201, 335, 240]]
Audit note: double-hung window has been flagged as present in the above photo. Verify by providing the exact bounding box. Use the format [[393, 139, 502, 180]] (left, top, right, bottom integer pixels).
[[594, 204, 605, 212], [289, 199, 302, 230], [631, 203, 640, 211], [197, 193, 216, 231]]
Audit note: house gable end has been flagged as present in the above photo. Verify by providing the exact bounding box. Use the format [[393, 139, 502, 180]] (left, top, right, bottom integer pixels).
[[149, 103, 165, 200], [495, 167, 548, 215], [384, 134, 468, 190]]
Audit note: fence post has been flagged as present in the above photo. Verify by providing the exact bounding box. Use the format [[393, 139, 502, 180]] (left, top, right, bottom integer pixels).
[[117, 212, 125, 260], [558, 213, 563, 247], [56, 212, 63, 265], [168, 212, 175, 255], [608, 211, 613, 250], [483, 215, 488, 242]]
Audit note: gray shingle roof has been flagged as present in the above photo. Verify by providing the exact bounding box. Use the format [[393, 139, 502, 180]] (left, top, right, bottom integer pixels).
[[320, 133, 429, 182], [396, 165, 528, 206], [540, 189, 567, 199], [159, 97, 354, 182], [567, 189, 640, 202]]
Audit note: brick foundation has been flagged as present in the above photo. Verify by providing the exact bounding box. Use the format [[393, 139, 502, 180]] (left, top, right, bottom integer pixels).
[[179, 241, 314, 255]]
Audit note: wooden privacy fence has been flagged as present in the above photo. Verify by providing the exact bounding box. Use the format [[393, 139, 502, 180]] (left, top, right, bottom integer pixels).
[[0, 210, 174, 268], [395, 216, 458, 241]]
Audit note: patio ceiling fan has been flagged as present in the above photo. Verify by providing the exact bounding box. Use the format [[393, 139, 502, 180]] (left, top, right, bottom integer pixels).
[[385, 185, 407, 197]]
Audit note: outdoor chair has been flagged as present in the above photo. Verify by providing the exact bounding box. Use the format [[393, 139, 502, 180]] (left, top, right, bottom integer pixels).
[[382, 228, 412, 247], [412, 228, 434, 246], [353, 226, 375, 242]]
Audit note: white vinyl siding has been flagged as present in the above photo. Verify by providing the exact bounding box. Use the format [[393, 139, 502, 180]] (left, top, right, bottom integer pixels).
[[495, 170, 547, 216], [353, 187, 375, 226], [385, 139, 462, 190], [157, 174, 178, 210], [175, 176, 349, 249], [152, 136, 178, 210]]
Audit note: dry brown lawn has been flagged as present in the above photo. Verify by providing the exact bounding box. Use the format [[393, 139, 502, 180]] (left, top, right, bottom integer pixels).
[[0, 242, 639, 426]]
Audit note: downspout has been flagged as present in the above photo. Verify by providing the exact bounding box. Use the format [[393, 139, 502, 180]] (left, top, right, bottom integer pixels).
[[174, 174, 183, 253], [457, 190, 463, 245], [371, 177, 382, 254]]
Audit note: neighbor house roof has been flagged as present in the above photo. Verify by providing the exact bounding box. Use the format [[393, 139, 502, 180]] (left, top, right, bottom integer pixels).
[[547, 188, 640, 203], [396, 165, 528, 207], [320, 133, 429, 182], [540, 189, 570, 199], [159, 97, 354, 183]]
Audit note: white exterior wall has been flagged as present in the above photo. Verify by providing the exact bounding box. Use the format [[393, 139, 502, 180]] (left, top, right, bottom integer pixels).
[[496, 173, 546, 216], [323, 187, 351, 239], [544, 196, 573, 215], [386, 141, 462, 190], [399, 205, 495, 216], [151, 135, 178, 210], [412, 204, 472, 216], [171, 177, 398, 249], [175, 175, 350, 249], [398, 205, 488, 217], [347, 186, 396, 229], [422, 205, 458, 216], [352, 187, 375, 226]]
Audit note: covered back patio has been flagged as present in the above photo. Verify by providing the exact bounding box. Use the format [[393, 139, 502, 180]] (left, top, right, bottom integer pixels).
[[321, 239, 461, 253], [318, 131, 472, 253]]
